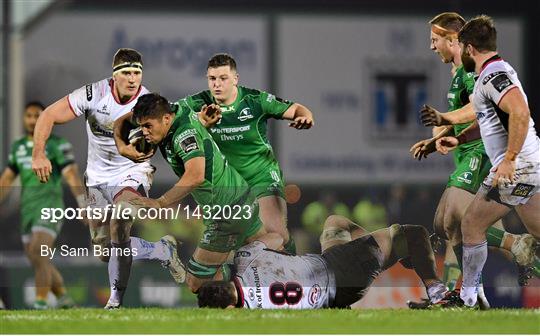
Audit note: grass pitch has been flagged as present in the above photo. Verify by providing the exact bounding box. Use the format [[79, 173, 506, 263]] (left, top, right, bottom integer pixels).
[[1, 308, 539, 334]]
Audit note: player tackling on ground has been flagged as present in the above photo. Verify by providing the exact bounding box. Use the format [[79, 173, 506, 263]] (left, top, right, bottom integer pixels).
[[31, 49, 184, 309], [197, 215, 450, 309]]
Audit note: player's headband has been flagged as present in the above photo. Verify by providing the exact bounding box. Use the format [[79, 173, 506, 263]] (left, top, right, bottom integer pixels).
[[113, 62, 143, 75], [431, 24, 458, 40]]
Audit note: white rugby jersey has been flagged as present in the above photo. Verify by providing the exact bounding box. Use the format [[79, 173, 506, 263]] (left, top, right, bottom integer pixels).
[[234, 241, 336, 309], [473, 56, 540, 166], [67, 78, 151, 186]]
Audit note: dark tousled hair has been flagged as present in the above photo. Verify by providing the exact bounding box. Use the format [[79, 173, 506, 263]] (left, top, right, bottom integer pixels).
[[458, 15, 497, 52], [112, 48, 143, 67], [197, 281, 237, 308], [207, 53, 237, 71], [132, 93, 172, 121]]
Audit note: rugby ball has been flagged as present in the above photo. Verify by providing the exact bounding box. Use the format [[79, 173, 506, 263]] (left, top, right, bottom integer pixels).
[[128, 126, 154, 154]]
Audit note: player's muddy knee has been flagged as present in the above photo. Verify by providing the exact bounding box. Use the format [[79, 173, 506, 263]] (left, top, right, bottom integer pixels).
[[389, 224, 408, 259]]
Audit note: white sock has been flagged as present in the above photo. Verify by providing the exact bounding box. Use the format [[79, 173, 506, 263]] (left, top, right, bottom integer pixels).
[[460, 240, 488, 307], [130, 237, 170, 261]]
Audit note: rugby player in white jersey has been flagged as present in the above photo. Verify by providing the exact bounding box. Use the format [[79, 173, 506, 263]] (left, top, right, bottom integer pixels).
[[430, 16, 539, 308], [197, 215, 453, 309], [31, 48, 185, 309]]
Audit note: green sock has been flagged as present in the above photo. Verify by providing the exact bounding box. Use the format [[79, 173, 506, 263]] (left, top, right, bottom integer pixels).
[[284, 237, 297, 255], [486, 227, 505, 248], [443, 263, 461, 291]]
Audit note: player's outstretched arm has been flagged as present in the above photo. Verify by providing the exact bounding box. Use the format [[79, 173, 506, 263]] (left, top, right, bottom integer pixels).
[[420, 102, 475, 127], [409, 126, 453, 161], [434, 120, 481, 155], [282, 103, 314, 129], [32, 97, 77, 183], [0, 168, 16, 204]]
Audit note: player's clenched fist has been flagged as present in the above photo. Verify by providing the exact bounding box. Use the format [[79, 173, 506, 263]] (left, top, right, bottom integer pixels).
[[420, 104, 444, 127], [32, 153, 52, 183], [199, 104, 222, 128]]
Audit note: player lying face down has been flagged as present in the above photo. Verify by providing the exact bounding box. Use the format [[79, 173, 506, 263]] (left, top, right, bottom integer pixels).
[[198, 215, 451, 309]]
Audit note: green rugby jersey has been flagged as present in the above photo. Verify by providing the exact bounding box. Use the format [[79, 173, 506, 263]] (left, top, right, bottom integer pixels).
[[7, 135, 74, 217], [447, 65, 484, 152], [182, 86, 293, 184], [160, 102, 249, 206]]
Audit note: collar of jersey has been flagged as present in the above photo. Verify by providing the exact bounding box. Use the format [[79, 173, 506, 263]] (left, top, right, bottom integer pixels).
[[109, 78, 142, 106], [233, 276, 245, 308], [215, 86, 242, 113], [480, 54, 502, 73]]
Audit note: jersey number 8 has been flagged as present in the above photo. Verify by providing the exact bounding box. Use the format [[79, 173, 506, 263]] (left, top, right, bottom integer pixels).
[[269, 282, 303, 305]]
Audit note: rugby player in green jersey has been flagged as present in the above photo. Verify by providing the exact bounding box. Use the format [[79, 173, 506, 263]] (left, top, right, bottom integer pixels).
[[0, 102, 86, 309], [126, 93, 267, 292], [188, 54, 314, 255], [409, 13, 537, 308]]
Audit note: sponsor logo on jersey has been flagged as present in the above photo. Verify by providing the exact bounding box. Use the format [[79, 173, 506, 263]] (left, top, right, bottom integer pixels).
[[251, 266, 263, 308], [476, 111, 486, 120], [308, 284, 321, 307], [469, 156, 480, 171], [482, 71, 505, 85], [220, 134, 244, 141], [179, 135, 199, 153], [97, 104, 109, 115], [221, 105, 235, 113], [210, 125, 250, 134], [457, 172, 472, 184], [238, 108, 253, 121], [235, 250, 251, 258], [511, 183, 535, 197], [177, 129, 197, 140], [491, 73, 513, 93], [86, 84, 93, 101]]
